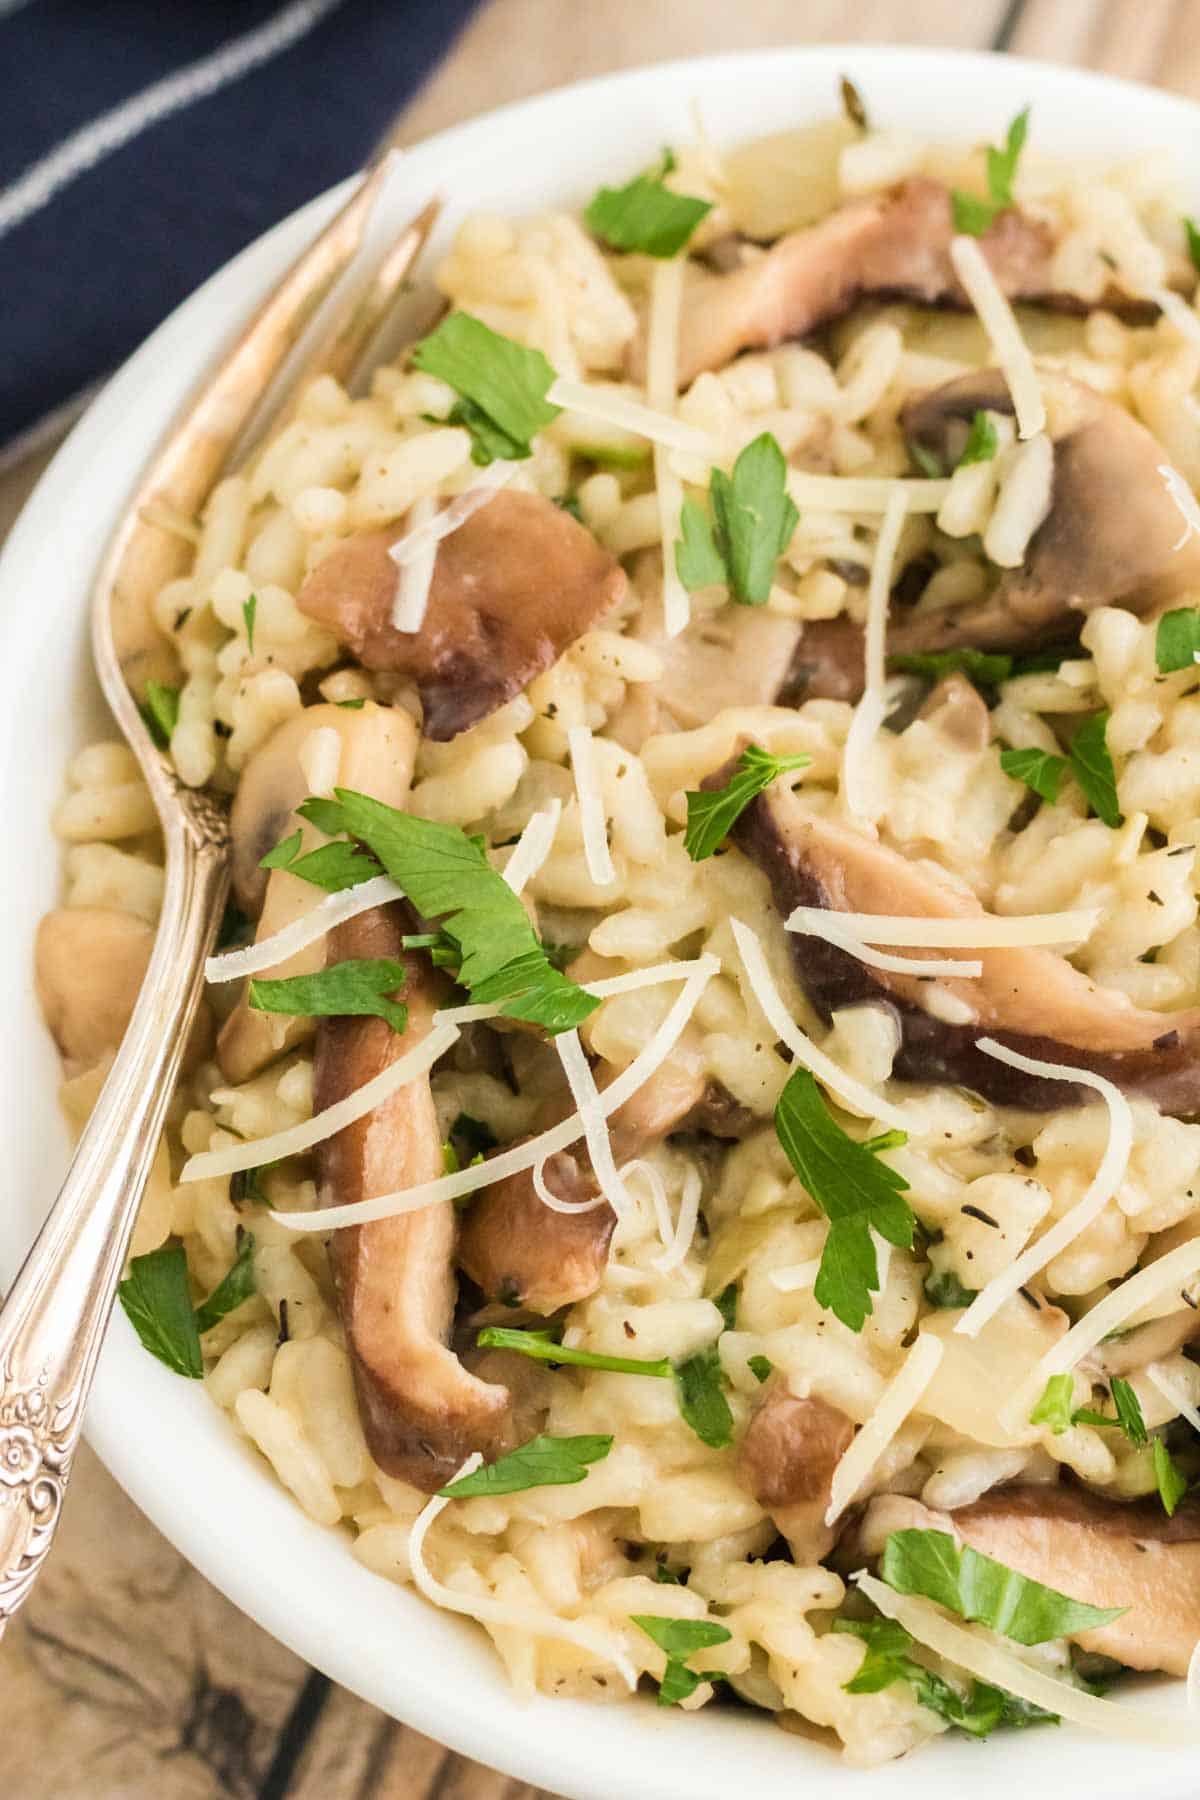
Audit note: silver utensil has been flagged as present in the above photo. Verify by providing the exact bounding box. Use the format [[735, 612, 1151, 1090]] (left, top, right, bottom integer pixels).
[[0, 155, 437, 1633]]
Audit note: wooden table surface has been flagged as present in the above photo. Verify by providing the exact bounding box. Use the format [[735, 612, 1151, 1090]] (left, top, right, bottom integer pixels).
[[4, 2, 1200, 1794]]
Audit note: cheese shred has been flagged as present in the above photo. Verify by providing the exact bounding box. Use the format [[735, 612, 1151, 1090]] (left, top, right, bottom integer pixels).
[[825, 1333, 943, 1526], [568, 725, 617, 886], [949, 234, 1046, 439], [645, 256, 691, 638], [841, 486, 907, 822]]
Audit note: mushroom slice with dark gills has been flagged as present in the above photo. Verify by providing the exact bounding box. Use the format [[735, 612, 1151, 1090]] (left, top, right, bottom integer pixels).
[[666, 178, 1058, 390], [315, 906, 510, 1491], [851, 1488, 1200, 1677], [609, 605, 804, 752], [736, 1386, 854, 1564], [733, 784, 1200, 1113], [458, 1048, 746, 1314], [217, 701, 416, 1084], [894, 367, 1200, 655], [296, 490, 626, 742]]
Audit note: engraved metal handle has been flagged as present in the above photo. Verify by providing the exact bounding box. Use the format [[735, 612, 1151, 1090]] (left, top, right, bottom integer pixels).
[[0, 796, 228, 1634]]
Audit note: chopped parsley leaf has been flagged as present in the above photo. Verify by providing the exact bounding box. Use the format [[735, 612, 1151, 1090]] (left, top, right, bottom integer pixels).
[[675, 432, 799, 605], [683, 743, 811, 861]]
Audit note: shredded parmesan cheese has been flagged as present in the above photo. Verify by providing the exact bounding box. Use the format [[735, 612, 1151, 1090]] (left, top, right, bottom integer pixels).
[[181, 1022, 460, 1183], [501, 799, 561, 896], [789, 914, 982, 980], [730, 918, 910, 1130], [1158, 461, 1200, 551], [652, 1165, 702, 1273], [825, 1333, 943, 1526], [949, 234, 1045, 439], [1146, 1361, 1200, 1437], [624, 1158, 673, 1248], [854, 1572, 1200, 1745], [957, 1038, 1132, 1341], [270, 956, 719, 1232], [568, 725, 616, 886], [645, 256, 691, 638], [785, 906, 1099, 949], [389, 492, 439, 633], [841, 486, 907, 822], [555, 1028, 634, 1217], [410, 1456, 636, 1690], [547, 375, 716, 458], [532, 1155, 608, 1215], [785, 471, 951, 514], [204, 874, 406, 983], [389, 460, 517, 569]]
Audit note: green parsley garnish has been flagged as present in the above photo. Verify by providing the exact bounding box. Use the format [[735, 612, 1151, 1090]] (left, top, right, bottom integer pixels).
[[835, 1617, 1057, 1736], [881, 1527, 1125, 1645], [1153, 1437, 1188, 1516], [118, 1236, 258, 1378], [1067, 711, 1121, 829], [584, 152, 713, 259], [958, 409, 999, 467], [999, 745, 1066, 805], [748, 1355, 773, 1384], [682, 743, 811, 861], [438, 1433, 613, 1498], [194, 1230, 257, 1334], [248, 958, 408, 1034], [631, 1615, 732, 1706], [335, 696, 366, 710], [476, 1325, 671, 1379], [951, 107, 1030, 235], [773, 1069, 915, 1332], [259, 828, 381, 893], [675, 432, 799, 606], [243, 592, 258, 655], [908, 439, 944, 478], [1070, 1376, 1149, 1447], [889, 647, 1012, 686], [140, 680, 181, 748], [1155, 607, 1200, 673], [1029, 1372, 1075, 1435], [674, 1284, 735, 1451], [1185, 217, 1200, 276], [411, 311, 561, 465], [554, 491, 584, 523], [923, 1267, 978, 1310]]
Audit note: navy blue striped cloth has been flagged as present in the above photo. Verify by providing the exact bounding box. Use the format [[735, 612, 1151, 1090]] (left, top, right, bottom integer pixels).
[[0, 0, 480, 455]]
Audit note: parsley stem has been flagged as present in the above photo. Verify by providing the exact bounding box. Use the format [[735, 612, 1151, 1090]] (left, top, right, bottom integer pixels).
[[476, 1325, 671, 1378]]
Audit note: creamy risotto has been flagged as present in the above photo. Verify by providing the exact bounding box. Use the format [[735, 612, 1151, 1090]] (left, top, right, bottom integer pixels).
[[36, 89, 1200, 1763]]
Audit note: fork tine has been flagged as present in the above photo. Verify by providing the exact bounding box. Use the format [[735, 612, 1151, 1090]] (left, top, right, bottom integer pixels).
[[227, 197, 442, 468], [101, 149, 406, 693]]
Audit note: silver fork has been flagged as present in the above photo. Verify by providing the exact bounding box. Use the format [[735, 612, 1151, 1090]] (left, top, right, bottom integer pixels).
[[0, 155, 438, 1634]]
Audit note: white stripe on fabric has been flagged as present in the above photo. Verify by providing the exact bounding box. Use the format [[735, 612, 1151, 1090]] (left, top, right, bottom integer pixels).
[[0, 0, 345, 241], [0, 0, 39, 18]]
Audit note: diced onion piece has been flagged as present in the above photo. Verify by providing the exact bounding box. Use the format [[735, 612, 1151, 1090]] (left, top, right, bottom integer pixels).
[[949, 235, 1045, 439], [842, 486, 907, 821], [730, 918, 910, 1130], [785, 906, 1099, 949], [181, 1022, 460, 1182], [389, 460, 517, 569], [568, 725, 616, 886], [298, 726, 342, 798], [270, 956, 719, 1232], [652, 1165, 702, 1273], [645, 256, 690, 638], [957, 1038, 1132, 1341], [547, 375, 717, 458], [389, 492, 439, 632], [1007, 1239, 1200, 1436], [825, 1333, 943, 1525], [1157, 461, 1200, 552], [205, 874, 406, 983], [501, 799, 561, 896], [789, 914, 982, 979], [1149, 286, 1200, 352], [1146, 1361, 1200, 1438], [410, 1456, 636, 1690], [555, 1028, 634, 1217], [786, 471, 951, 514], [533, 1156, 608, 1216], [854, 1572, 1200, 1745]]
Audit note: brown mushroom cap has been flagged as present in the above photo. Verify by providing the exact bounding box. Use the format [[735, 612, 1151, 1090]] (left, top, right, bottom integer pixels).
[[610, 605, 803, 750], [736, 1387, 854, 1563], [217, 701, 417, 1085], [315, 905, 510, 1491], [666, 179, 1058, 390], [296, 490, 626, 741], [896, 368, 1200, 654], [733, 784, 1200, 1112], [854, 1486, 1200, 1677]]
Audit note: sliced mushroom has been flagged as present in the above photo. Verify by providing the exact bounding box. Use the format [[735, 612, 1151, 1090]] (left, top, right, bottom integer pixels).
[[610, 606, 803, 750], [296, 491, 626, 741], [316, 904, 510, 1490], [916, 673, 990, 753], [853, 1486, 1200, 1677], [457, 1055, 710, 1314], [736, 1387, 854, 1563], [36, 906, 211, 1074], [777, 616, 868, 706], [217, 702, 417, 1084], [1089, 1309, 1200, 1379], [896, 368, 1200, 654], [733, 784, 1200, 1112], [665, 179, 1059, 389]]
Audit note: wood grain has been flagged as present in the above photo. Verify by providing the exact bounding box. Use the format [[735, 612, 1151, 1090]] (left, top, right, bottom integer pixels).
[[3, 1, 1197, 1795]]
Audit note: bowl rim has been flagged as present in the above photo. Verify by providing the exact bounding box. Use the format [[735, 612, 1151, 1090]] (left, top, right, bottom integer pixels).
[[5, 40, 1200, 1799]]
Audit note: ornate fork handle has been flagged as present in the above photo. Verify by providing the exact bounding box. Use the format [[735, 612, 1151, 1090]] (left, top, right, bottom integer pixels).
[[0, 791, 228, 1634]]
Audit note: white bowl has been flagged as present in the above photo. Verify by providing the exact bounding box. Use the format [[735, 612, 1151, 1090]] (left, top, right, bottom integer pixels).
[[3, 43, 1199, 1798]]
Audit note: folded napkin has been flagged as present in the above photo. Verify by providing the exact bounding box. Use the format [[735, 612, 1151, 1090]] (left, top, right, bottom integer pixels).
[[0, 0, 479, 454]]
